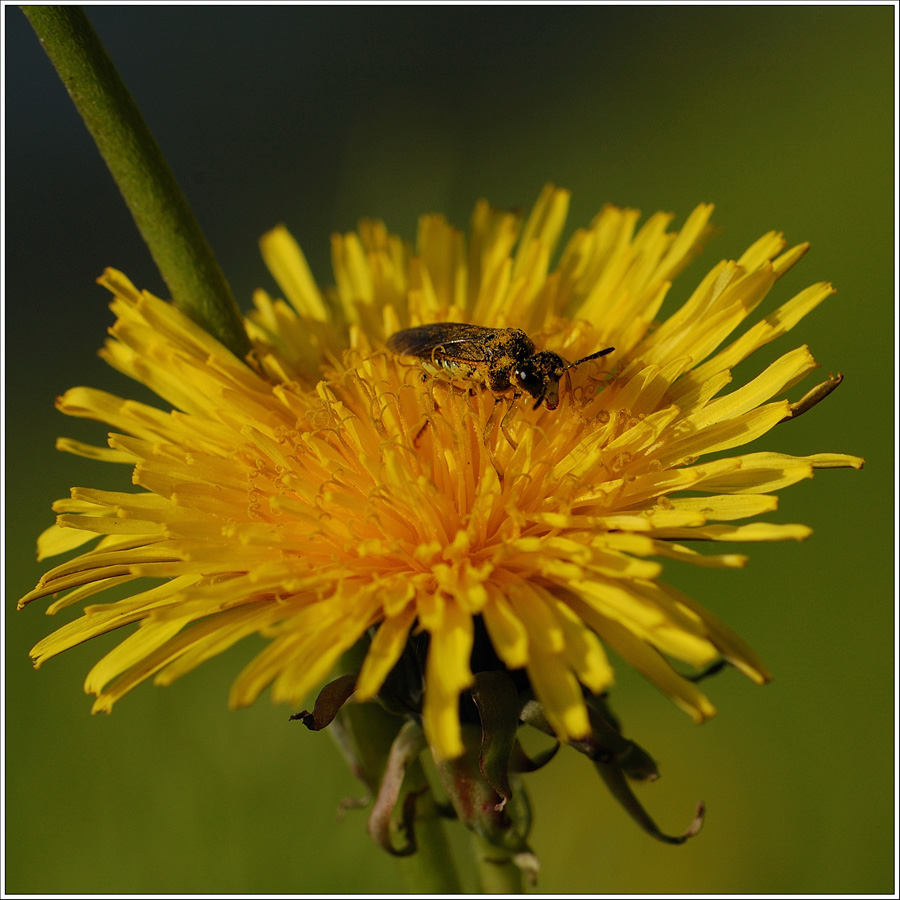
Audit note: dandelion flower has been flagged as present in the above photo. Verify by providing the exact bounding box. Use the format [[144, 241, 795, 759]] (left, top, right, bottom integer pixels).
[[20, 185, 863, 765]]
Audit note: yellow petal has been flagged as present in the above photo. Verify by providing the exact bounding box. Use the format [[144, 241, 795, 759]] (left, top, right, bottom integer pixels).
[[259, 225, 329, 320], [668, 493, 779, 521], [355, 605, 417, 699], [422, 601, 474, 758], [525, 646, 591, 741]]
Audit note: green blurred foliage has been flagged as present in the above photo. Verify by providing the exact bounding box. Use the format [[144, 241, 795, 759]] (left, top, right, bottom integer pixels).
[[5, 6, 893, 894]]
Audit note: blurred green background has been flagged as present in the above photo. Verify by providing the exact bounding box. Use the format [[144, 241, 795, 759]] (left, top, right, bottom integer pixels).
[[5, 6, 894, 894]]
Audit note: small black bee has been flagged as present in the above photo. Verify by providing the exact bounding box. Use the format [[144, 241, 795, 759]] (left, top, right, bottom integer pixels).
[[387, 322, 614, 446]]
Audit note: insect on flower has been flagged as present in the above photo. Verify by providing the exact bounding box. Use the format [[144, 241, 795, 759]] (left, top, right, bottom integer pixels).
[[387, 323, 614, 447]]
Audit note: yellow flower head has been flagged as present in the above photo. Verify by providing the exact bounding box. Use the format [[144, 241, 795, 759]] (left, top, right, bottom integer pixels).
[[20, 185, 862, 759]]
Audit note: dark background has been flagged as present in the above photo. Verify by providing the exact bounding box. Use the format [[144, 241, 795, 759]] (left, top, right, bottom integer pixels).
[[5, 6, 894, 894]]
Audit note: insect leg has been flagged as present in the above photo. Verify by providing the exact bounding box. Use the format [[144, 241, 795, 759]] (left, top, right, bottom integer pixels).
[[480, 397, 508, 481], [483, 395, 504, 445], [413, 418, 431, 447], [499, 398, 520, 450]]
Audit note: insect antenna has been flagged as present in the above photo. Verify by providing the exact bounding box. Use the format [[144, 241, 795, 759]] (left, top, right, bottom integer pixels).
[[564, 345, 615, 372], [552, 345, 615, 410]]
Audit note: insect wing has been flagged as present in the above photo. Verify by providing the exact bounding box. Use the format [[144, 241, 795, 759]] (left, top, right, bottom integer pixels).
[[387, 323, 496, 363]]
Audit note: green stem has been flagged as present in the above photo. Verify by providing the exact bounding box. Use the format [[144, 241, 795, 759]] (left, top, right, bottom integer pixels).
[[395, 759, 463, 894], [396, 819, 461, 894], [471, 832, 525, 894], [332, 644, 463, 893], [21, 5, 250, 358]]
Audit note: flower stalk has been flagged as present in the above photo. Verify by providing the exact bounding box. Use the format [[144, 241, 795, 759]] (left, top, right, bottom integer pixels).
[[471, 832, 527, 894], [21, 5, 250, 358]]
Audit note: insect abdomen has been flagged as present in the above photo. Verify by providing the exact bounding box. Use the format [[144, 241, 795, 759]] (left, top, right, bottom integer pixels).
[[422, 358, 488, 385]]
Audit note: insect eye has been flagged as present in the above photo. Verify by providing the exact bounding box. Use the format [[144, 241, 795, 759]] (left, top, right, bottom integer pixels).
[[515, 364, 545, 398]]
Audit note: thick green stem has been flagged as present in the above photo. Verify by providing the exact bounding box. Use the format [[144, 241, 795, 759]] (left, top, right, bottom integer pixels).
[[332, 645, 463, 893], [396, 818, 461, 894], [395, 759, 463, 894], [21, 5, 250, 358], [471, 832, 525, 894]]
